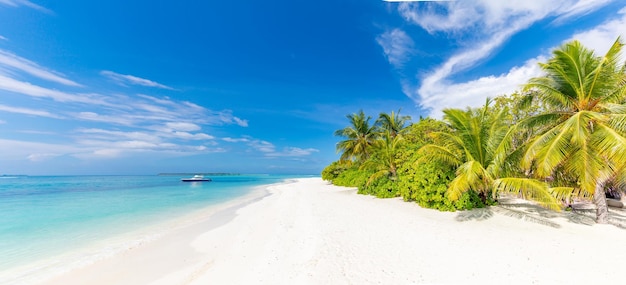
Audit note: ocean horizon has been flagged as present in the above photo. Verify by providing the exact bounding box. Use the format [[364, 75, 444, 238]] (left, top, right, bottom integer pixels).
[[0, 174, 311, 283]]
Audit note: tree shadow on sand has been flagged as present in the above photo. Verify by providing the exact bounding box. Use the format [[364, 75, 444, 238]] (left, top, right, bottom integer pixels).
[[455, 197, 626, 229]]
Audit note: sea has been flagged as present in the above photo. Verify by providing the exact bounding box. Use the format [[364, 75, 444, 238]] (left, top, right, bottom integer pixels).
[[0, 174, 305, 283]]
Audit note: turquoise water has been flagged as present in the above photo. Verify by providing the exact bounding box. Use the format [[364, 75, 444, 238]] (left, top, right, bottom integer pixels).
[[0, 174, 300, 273]]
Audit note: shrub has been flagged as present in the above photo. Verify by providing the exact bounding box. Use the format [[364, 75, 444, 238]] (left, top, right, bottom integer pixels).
[[360, 176, 399, 198], [332, 167, 371, 188], [321, 161, 349, 181], [398, 156, 485, 211]]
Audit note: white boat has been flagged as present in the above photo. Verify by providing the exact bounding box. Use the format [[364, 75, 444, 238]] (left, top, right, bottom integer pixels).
[[181, 175, 212, 182]]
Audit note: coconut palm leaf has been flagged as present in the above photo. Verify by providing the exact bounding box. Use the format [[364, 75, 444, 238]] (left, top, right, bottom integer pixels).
[[493, 178, 560, 210]]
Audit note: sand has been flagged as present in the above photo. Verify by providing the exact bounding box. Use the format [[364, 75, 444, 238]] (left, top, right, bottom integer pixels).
[[29, 178, 626, 284]]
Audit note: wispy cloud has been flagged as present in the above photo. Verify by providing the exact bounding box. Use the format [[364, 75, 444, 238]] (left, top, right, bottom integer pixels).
[[226, 135, 319, 158], [0, 0, 53, 13], [0, 35, 7, 41], [101, 70, 175, 90], [389, 0, 617, 116], [265, 147, 319, 157], [248, 139, 276, 153], [222, 137, 251, 143], [0, 50, 82, 86], [72, 127, 218, 158], [27, 153, 60, 162], [553, 0, 614, 24], [0, 75, 112, 105], [0, 103, 63, 118], [376, 28, 414, 69], [0, 48, 249, 163], [0, 138, 76, 161]]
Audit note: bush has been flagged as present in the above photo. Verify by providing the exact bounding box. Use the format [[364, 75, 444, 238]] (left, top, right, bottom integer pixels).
[[398, 157, 485, 211], [332, 167, 371, 188], [358, 176, 399, 198], [321, 161, 349, 181]]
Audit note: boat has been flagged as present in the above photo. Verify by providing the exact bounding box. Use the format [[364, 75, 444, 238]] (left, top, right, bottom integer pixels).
[[181, 175, 212, 182]]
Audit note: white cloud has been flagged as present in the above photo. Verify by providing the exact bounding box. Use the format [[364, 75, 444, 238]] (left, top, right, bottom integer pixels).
[[265, 147, 320, 157], [0, 35, 7, 41], [0, 139, 77, 160], [0, 103, 63, 118], [74, 111, 136, 126], [392, 0, 618, 116], [27, 153, 61, 162], [90, 148, 123, 158], [165, 122, 201, 132], [222, 137, 250, 143], [376, 28, 414, 68], [77, 128, 161, 143], [553, 0, 614, 24], [0, 49, 249, 163], [0, 0, 52, 13], [248, 139, 276, 153], [101, 70, 174, 90], [418, 57, 545, 117], [566, 7, 626, 55], [214, 109, 248, 127], [232, 117, 249, 127], [0, 50, 82, 86], [244, 136, 318, 158], [169, 131, 214, 140], [398, 1, 608, 35], [0, 74, 116, 107]]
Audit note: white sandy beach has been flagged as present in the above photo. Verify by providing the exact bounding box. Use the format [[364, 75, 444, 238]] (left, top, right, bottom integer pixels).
[[31, 177, 626, 284]]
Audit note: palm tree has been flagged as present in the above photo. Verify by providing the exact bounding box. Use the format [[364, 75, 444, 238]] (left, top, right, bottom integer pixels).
[[522, 38, 626, 223], [376, 109, 412, 138], [418, 99, 562, 209], [361, 131, 404, 185], [334, 110, 378, 163]]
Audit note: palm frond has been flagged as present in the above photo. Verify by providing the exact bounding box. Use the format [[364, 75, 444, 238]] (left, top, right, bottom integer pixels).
[[493, 178, 561, 211], [522, 120, 571, 177], [416, 144, 462, 167], [549, 186, 580, 201], [593, 122, 626, 164], [448, 160, 489, 200]]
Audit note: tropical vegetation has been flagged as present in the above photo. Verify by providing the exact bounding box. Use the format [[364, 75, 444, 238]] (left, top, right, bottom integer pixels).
[[322, 37, 626, 223]]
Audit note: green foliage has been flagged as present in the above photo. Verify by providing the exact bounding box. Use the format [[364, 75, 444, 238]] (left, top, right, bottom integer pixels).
[[398, 151, 486, 211], [358, 176, 399, 198], [522, 38, 626, 203], [334, 110, 377, 163], [332, 167, 372, 188], [321, 37, 626, 224], [404, 117, 450, 147], [321, 161, 349, 181]]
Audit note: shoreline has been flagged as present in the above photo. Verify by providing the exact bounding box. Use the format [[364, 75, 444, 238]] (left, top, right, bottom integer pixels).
[[9, 177, 626, 284], [0, 179, 288, 285]]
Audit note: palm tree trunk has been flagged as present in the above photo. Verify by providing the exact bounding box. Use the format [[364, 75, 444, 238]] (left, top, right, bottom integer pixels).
[[593, 181, 609, 224]]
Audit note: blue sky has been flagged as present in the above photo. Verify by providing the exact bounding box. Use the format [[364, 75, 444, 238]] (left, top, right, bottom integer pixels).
[[0, 0, 624, 175]]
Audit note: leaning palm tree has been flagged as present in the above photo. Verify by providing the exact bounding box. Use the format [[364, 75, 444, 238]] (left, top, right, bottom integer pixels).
[[521, 38, 626, 223], [418, 99, 562, 209], [334, 110, 378, 163], [376, 109, 412, 138]]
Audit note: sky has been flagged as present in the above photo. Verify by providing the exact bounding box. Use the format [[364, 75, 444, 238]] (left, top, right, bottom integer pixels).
[[0, 0, 624, 175]]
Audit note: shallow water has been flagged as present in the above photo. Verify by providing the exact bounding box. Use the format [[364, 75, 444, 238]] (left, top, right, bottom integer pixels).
[[0, 174, 300, 273]]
